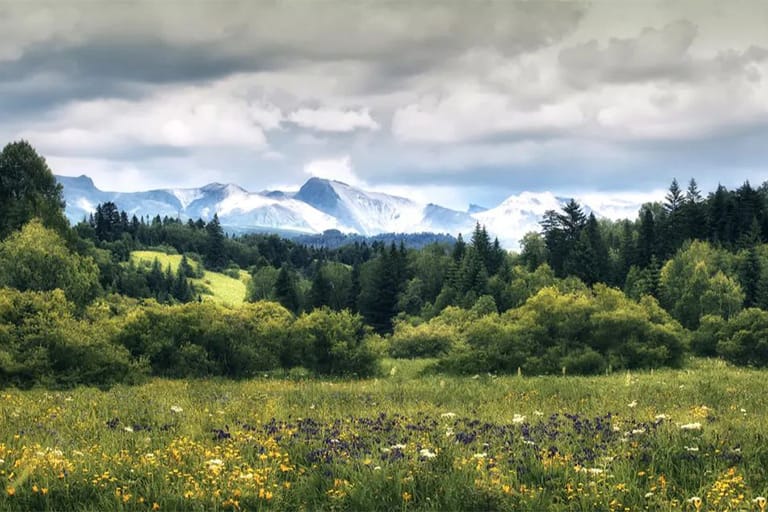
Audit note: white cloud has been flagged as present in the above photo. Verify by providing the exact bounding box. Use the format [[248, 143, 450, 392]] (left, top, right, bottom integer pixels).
[[303, 155, 362, 186], [288, 107, 379, 132], [391, 87, 585, 143], [18, 80, 284, 155]]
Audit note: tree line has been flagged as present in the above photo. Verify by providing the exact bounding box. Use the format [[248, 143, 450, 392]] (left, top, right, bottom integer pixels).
[[3, 139, 768, 388]]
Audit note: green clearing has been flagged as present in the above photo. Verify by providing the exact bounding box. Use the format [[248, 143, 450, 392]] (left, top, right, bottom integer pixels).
[[1, 359, 767, 511], [131, 250, 248, 305]]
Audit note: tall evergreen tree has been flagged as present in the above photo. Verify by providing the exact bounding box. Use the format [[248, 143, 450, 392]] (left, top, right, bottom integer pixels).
[[205, 214, 227, 270], [637, 207, 656, 267], [274, 265, 300, 313]]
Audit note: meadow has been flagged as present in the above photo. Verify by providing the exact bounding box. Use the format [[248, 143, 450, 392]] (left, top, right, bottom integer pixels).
[[1, 359, 767, 511], [131, 251, 248, 305]]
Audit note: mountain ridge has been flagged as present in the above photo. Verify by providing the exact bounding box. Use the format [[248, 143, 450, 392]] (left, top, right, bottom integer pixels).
[[55, 174, 633, 250]]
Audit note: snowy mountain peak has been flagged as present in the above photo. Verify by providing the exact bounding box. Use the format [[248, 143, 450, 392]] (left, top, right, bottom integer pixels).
[[55, 175, 641, 250]]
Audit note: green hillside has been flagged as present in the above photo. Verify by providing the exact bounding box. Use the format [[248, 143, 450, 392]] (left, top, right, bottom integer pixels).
[[131, 250, 248, 305]]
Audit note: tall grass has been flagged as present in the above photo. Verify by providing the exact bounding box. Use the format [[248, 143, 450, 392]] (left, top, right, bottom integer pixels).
[[0, 359, 766, 510]]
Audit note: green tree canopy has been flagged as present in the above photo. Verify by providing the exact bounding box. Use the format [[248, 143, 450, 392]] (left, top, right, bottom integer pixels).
[[0, 220, 101, 307], [0, 140, 68, 237]]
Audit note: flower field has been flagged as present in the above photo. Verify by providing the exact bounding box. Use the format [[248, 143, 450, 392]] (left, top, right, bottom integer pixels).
[[1, 359, 767, 511]]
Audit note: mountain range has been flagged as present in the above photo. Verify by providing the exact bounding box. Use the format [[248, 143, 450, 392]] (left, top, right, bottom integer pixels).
[[55, 175, 640, 250]]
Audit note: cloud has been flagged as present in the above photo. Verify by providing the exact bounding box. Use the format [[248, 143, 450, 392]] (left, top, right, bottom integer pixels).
[[288, 107, 379, 132], [16, 80, 283, 156], [559, 20, 699, 86], [303, 156, 362, 187], [392, 87, 585, 143]]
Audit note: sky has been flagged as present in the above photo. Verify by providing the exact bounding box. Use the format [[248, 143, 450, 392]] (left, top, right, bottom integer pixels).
[[2, 0, 768, 213]]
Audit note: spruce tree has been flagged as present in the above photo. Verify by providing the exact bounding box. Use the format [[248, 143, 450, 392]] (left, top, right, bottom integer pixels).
[[205, 214, 227, 270], [274, 265, 300, 313]]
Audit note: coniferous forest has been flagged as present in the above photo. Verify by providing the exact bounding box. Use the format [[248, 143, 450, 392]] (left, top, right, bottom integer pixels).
[[2, 140, 768, 388]]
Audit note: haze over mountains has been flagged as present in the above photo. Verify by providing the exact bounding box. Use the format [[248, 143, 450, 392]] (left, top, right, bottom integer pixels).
[[57, 175, 646, 250]]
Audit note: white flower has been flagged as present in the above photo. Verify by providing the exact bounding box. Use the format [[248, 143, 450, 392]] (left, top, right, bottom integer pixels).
[[631, 429, 646, 435], [680, 422, 702, 430], [534, 411, 544, 417], [64, 396, 73, 402], [419, 449, 437, 459], [645, 492, 654, 498], [687, 496, 702, 506], [124, 426, 134, 433], [512, 414, 526, 424], [740, 408, 747, 414], [170, 405, 183, 414], [373, 466, 382, 471], [473, 452, 487, 459], [654, 414, 668, 420], [628, 400, 638, 408], [440, 412, 457, 419], [390, 444, 406, 450], [144, 453, 156, 459], [685, 446, 699, 452], [206, 458, 224, 467], [0, 458, 4, 464], [612, 426, 621, 432]]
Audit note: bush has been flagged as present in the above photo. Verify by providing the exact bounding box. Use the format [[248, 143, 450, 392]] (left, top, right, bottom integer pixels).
[[389, 322, 458, 358], [0, 288, 140, 388], [293, 308, 378, 377], [715, 308, 768, 366], [437, 285, 687, 376]]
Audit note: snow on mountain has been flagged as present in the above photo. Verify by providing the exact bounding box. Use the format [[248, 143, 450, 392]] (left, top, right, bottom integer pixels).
[[471, 191, 571, 250], [56, 175, 641, 250]]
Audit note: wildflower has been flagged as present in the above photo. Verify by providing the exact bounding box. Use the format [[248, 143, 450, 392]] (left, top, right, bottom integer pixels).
[[440, 412, 456, 418], [687, 496, 702, 510], [390, 443, 406, 450], [512, 414, 526, 424], [534, 410, 544, 416], [680, 422, 702, 430], [419, 448, 437, 459], [170, 405, 183, 414], [631, 428, 646, 435], [753, 497, 767, 511], [645, 492, 654, 498], [473, 452, 487, 459], [685, 446, 699, 452], [152, 503, 160, 511], [655, 414, 668, 420], [124, 426, 134, 433], [373, 466, 382, 471], [628, 400, 638, 408], [402, 491, 412, 502], [6, 487, 15, 497]]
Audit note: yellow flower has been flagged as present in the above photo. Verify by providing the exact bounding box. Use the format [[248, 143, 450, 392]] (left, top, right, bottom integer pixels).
[[152, 503, 160, 511], [402, 491, 412, 502], [6, 487, 15, 497]]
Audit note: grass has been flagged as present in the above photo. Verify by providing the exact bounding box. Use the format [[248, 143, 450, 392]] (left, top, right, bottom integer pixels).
[[0, 359, 767, 510], [130, 250, 248, 306]]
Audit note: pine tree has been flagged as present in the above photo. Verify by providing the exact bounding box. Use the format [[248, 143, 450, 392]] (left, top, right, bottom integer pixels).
[[637, 207, 656, 267], [205, 214, 227, 270], [309, 264, 332, 309], [274, 265, 300, 313], [664, 178, 684, 214]]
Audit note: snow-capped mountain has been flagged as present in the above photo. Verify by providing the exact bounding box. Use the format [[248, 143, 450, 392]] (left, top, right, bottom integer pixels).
[[473, 191, 573, 249], [56, 175, 636, 250]]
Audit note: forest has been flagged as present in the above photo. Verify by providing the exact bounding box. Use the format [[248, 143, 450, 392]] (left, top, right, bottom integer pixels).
[[2, 139, 768, 388]]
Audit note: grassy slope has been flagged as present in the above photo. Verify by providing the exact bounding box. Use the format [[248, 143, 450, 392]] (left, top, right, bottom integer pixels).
[[131, 250, 249, 306], [0, 359, 767, 510]]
